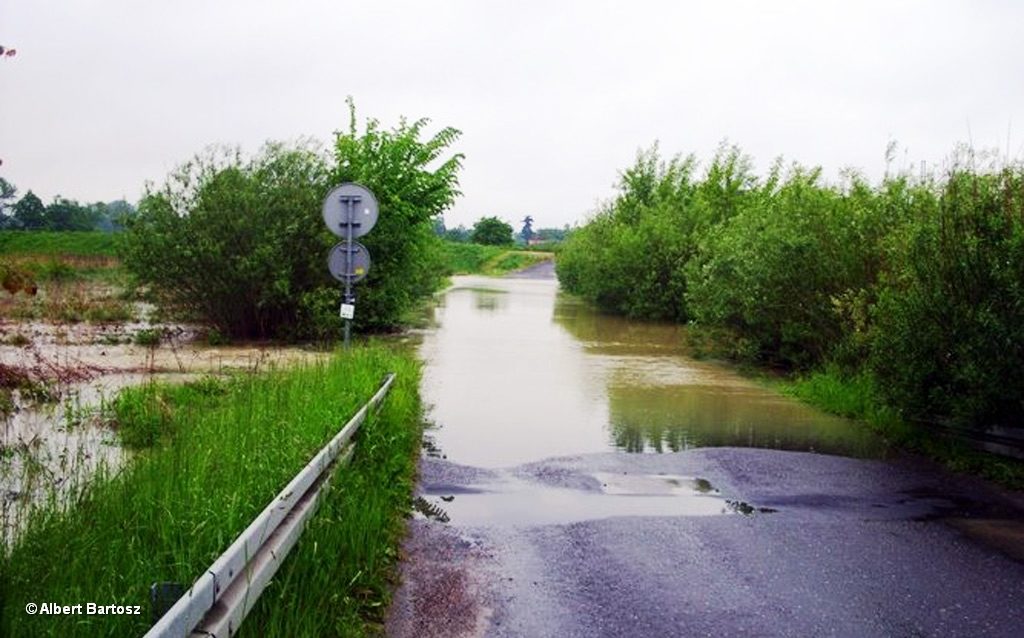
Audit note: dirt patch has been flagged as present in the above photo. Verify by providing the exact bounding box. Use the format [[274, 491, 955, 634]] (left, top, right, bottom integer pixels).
[[386, 519, 494, 638]]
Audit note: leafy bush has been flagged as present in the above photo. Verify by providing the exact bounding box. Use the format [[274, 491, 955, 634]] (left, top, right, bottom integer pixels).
[[558, 141, 1024, 430], [558, 145, 749, 321], [686, 167, 894, 368], [132, 328, 161, 346], [330, 104, 463, 331], [869, 169, 1024, 426], [120, 103, 462, 340]]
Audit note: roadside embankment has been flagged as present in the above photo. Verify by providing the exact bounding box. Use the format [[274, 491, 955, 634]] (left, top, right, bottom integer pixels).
[[1, 343, 423, 637]]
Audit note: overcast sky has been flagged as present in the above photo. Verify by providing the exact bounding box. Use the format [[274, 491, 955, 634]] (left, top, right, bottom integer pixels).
[[2, 1, 1022, 228]]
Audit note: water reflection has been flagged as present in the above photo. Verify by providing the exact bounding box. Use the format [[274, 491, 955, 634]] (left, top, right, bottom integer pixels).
[[607, 384, 885, 457], [419, 276, 886, 468]]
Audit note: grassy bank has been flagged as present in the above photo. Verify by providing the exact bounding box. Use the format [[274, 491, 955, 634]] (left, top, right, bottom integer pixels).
[[0, 231, 130, 323], [0, 344, 423, 637], [441, 241, 551, 275], [0, 231, 118, 258], [780, 367, 1024, 488]]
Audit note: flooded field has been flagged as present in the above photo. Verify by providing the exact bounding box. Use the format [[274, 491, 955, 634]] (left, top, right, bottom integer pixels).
[[419, 276, 887, 469], [0, 320, 326, 543]]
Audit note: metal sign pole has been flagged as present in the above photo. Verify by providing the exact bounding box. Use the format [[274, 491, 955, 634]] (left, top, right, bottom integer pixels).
[[341, 195, 357, 349], [323, 182, 377, 351]]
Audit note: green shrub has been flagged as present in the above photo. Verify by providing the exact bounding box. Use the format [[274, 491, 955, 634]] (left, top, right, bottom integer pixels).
[[686, 167, 894, 368], [120, 102, 462, 340], [558, 145, 713, 321], [132, 328, 161, 346], [869, 169, 1024, 426]]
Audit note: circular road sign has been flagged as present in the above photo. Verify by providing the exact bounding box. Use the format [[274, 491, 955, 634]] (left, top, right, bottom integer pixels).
[[322, 183, 379, 238], [327, 241, 372, 283]]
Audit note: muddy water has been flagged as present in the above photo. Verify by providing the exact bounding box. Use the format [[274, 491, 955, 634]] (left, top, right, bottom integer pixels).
[[0, 323, 327, 543], [419, 276, 885, 469]]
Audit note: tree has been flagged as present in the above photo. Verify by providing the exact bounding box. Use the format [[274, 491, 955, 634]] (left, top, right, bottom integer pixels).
[[520, 215, 534, 243], [443, 224, 470, 242], [471, 216, 513, 245], [0, 177, 17, 227], [45, 197, 99, 231], [121, 102, 463, 340], [13, 191, 45, 230]]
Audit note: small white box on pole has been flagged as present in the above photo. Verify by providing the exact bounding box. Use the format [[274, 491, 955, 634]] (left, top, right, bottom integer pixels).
[[339, 303, 355, 319]]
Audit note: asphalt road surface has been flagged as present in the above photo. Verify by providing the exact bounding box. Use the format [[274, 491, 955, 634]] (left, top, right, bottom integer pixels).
[[388, 447, 1024, 638]]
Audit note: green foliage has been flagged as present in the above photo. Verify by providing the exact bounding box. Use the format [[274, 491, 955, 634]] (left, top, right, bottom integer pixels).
[[132, 328, 161, 346], [471, 216, 514, 245], [558, 145, 714, 321], [561, 142, 1024, 431], [782, 366, 1024, 487], [442, 223, 471, 242], [439, 241, 549, 275], [686, 167, 898, 368], [440, 241, 503, 274], [12, 191, 45, 229], [112, 376, 229, 448], [120, 103, 462, 340], [868, 169, 1024, 426], [120, 143, 331, 339], [488, 251, 544, 273], [0, 231, 117, 256], [330, 100, 463, 332], [44, 198, 101, 231]]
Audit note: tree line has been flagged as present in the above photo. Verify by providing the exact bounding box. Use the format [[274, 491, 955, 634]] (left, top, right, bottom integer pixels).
[[557, 144, 1024, 430], [0, 177, 134, 231], [437, 215, 570, 245]]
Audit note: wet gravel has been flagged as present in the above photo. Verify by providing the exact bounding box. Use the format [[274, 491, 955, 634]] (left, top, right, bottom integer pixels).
[[389, 448, 1024, 638]]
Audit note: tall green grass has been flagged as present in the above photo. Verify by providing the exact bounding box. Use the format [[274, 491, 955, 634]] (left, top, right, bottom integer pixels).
[[783, 367, 1024, 488], [440, 241, 503, 274], [0, 344, 422, 637], [441, 241, 550, 275], [0, 231, 118, 257]]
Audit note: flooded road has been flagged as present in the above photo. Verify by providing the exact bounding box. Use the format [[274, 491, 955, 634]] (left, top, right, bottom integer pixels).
[[420, 275, 884, 467], [390, 273, 1024, 638]]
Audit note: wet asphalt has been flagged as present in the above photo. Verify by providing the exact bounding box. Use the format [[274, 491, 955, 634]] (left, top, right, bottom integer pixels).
[[389, 449, 1024, 638]]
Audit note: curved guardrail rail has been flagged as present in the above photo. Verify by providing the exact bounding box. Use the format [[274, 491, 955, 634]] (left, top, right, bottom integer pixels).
[[144, 373, 396, 638]]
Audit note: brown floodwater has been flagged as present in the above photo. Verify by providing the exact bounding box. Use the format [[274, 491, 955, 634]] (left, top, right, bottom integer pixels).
[[419, 276, 886, 469], [0, 322, 327, 543]]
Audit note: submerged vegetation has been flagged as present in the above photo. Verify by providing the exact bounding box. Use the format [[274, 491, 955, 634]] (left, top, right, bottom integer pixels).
[[1, 345, 422, 637], [559, 144, 1024, 438]]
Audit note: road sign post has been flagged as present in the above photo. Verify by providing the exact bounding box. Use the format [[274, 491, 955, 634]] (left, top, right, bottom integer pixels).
[[323, 183, 379, 349]]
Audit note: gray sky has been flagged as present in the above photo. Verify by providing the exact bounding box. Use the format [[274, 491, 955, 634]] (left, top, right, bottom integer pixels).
[[2, 0, 1022, 228]]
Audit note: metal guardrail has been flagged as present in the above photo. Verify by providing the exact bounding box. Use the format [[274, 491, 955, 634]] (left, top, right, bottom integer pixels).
[[145, 373, 396, 638], [930, 422, 1024, 461]]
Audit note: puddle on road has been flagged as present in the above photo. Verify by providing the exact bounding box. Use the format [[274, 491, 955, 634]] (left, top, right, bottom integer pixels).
[[420, 276, 886, 469], [416, 473, 775, 527]]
